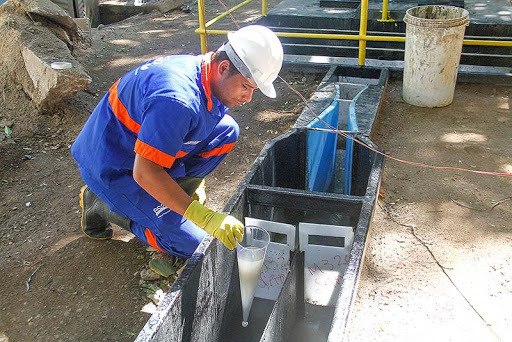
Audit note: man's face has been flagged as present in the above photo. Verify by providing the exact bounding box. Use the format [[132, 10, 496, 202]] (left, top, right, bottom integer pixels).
[[211, 60, 258, 108]]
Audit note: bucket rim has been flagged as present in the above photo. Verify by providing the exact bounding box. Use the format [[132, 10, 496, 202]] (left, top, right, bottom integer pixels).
[[404, 5, 469, 28]]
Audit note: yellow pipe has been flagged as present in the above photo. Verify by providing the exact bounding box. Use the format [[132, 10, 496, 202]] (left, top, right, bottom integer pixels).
[[195, 29, 360, 40], [194, 28, 511, 48], [378, 0, 393, 22], [198, 0, 207, 53], [381, 0, 388, 20], [366, 35, 404, 42], [205, 0, 254, 28], [275, 32, 405, 42], [277, 32, 406, 42], [358, 0, 369, 65], [195, 0, 511, 56], [463, 39, 512, 47]]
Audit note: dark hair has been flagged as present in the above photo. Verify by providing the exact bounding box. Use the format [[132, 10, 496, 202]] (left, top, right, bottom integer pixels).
[[212, 46, 240, 77]]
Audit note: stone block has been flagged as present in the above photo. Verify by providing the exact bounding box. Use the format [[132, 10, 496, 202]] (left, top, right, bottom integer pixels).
[[0, 0, 92, 109], [12, 0, 77, 30], [21, 46, 91, 108], [73, 17, 90, 34]]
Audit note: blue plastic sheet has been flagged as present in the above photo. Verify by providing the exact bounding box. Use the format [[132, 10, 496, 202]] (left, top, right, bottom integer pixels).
[[307, 86, 340, 192]]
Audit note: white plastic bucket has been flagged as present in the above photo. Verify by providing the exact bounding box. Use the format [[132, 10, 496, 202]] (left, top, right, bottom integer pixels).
[[402, 5, 469, 107]]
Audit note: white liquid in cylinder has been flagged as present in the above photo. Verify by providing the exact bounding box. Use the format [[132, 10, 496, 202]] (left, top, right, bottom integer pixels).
[[238, 250, 265, 327]]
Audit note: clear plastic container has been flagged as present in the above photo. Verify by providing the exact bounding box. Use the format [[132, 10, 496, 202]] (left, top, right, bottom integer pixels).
[[236, 225, 270, 327]]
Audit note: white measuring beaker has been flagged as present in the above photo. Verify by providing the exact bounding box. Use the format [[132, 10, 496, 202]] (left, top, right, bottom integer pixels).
[[237, 225, 270, 327]]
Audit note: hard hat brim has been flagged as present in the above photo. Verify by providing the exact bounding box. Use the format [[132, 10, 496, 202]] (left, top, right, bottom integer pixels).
[[259, 82, 277, 98]]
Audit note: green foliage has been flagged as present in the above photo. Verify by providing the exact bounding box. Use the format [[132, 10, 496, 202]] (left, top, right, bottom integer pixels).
[[149, 258, 175, 278]]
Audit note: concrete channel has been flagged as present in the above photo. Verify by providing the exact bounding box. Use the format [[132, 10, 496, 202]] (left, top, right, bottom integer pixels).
[[134, 1, 510, 340], [135, 65, 387, 341]]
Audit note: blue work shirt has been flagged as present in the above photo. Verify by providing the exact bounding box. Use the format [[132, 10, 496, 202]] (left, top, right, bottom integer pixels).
[[72, 54, 228, 194]]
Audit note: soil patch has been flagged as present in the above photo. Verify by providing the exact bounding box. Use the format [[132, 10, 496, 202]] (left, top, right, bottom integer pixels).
[[0, 1, 322, 340], [346, 80, 512, 342]]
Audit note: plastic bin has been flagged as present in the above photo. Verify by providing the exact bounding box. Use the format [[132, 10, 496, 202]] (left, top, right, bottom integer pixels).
[[402, 5, 469, 107]]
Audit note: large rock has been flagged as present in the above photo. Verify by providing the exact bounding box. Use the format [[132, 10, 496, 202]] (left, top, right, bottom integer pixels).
[[12, 0, 77, 30], [22, 46, 91, 108], [0, 0, 91, 109]]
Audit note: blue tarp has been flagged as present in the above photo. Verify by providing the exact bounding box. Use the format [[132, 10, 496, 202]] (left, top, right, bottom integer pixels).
[[307, 85, 340, 192], [307, 84, 367, 194]]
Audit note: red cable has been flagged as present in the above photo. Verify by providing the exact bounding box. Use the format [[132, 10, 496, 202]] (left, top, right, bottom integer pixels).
[[279, 76, 512, 178], [212, 2, 512, 178]]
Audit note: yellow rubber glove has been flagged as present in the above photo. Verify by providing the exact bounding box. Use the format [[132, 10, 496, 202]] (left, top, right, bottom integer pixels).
[[191, 178, 207, 205], [183, 200, 244, 250], [177, 177, 207, 205]]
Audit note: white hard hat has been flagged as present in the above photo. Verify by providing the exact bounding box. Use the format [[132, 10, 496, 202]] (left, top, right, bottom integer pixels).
[[222, 25, 283, 98]]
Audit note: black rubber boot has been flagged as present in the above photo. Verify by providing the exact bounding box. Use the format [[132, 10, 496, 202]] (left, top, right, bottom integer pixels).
[[106, 206, 132, 232], [79, 186, 131, 239]]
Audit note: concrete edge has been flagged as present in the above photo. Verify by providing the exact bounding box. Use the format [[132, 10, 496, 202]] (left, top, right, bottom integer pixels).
[[284, 54, 512, 85]]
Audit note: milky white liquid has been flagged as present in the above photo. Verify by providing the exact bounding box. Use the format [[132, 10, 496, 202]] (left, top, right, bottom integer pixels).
[[237, 250, 265, 327]]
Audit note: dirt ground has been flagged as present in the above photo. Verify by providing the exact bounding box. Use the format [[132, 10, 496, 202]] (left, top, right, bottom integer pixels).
[[346, 81, 512, 342], [0, 0, 511, 341], [0, 0, 323, 340]]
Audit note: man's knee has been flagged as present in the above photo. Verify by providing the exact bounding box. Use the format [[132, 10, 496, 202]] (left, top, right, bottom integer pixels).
[[217, 114, 239, 142]]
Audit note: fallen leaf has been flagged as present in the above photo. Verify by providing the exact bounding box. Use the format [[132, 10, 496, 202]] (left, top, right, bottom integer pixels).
[[149, 258, 175, 277]]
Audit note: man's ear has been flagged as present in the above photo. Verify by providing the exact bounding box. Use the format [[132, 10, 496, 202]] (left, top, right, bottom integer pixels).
[[217, 60, 231, 77]]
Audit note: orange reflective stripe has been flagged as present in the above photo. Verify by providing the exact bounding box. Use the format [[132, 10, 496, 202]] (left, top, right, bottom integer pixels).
[[198, 142, 236, 158], [108, 79, 141, 134], [134, 139, 190, 168], [176, 150, 189, 158], [144, 228, 165, 253], [135, 139, 176, 168], [201, 52, 214, 111]]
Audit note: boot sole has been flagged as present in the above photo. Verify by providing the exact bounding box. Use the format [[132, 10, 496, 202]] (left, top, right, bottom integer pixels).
[[79, 185, 113, 240]]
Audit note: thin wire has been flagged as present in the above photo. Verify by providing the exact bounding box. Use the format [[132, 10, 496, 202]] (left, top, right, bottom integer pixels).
[[210, 1, 512, 178], [217, 0, 242, 29], [278, 75, 512, 178]]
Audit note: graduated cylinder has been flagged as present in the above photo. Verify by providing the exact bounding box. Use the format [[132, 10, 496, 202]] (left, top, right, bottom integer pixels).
[[403, 5, 469, 107]]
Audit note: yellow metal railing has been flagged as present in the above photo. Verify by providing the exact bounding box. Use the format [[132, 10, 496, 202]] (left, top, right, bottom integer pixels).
[[196, 0, 512, 66], [358, 0, 368, 65], [196, 0, 259, 53], [378, 0, 394, 22]]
